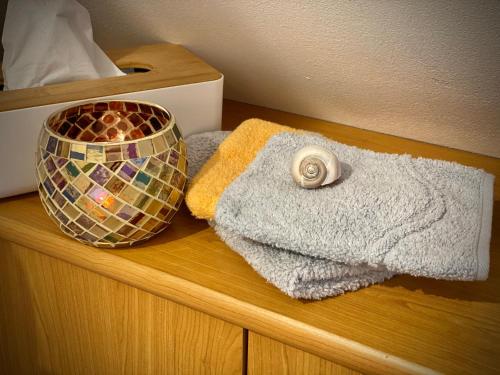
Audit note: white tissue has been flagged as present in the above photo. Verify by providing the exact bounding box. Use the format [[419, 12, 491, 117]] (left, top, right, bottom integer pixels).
[[2, 0, 125, 90]]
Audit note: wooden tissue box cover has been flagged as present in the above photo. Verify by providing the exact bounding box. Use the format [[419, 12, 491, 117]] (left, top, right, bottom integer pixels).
[[0, 43, 223, 198]]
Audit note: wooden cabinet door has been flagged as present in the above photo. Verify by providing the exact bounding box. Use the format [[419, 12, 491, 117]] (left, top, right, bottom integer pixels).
[[0, 239, 243, 375], [248, 332, 361, 375]]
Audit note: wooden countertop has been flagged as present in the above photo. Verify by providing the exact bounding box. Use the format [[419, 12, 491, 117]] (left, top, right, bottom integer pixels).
[[1, 100, 499, 374]]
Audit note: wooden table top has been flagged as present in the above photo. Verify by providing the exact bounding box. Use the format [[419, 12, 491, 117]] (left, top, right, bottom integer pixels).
[[0, 100, 498, 374]]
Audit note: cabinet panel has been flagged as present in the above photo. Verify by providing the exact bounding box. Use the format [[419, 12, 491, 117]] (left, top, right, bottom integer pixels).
[[248, 332, 361, 375], [0, 239, 242, 375]]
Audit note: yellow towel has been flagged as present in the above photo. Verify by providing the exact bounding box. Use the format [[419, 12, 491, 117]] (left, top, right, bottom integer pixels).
[[186, 118, 297, 219]]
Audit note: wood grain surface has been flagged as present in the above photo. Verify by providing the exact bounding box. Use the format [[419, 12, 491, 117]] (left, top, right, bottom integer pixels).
[[0, 239, 242, 375], [248, 332, 361, 375], [0, 100, 498, 374], [0, 43, 222, 112]]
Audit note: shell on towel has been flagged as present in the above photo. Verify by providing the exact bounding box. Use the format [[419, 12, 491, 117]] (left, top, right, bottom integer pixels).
[[291, 145, 341, 189]]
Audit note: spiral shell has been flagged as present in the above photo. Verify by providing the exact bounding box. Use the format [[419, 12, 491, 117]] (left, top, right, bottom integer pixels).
[[291, 145, 341, 189]]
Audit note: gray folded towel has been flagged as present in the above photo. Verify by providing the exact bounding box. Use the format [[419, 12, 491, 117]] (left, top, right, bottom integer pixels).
[[187, 131, 394, 299], [185, 126, 494, 299]]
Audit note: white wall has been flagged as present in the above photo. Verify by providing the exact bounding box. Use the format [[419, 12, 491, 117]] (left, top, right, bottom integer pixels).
[[6, 1, 500, 157]]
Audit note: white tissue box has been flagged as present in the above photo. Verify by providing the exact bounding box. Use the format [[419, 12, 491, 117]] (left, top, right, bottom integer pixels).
[[0, 43, 223, 198]]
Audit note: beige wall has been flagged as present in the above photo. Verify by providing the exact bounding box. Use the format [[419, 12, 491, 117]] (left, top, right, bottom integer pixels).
[[4, 1, 500, 157]]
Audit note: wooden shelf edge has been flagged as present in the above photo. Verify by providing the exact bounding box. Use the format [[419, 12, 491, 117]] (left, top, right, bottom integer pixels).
[[0, 215, 435, 375]]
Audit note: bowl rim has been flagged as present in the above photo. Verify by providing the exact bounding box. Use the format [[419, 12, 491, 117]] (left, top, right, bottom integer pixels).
[[42, 99, 177, 146]]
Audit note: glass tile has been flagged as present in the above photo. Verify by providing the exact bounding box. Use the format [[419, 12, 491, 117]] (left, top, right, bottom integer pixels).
[[142, 217, 160, 232], [168, 149, 180, 168], [158, 165, 173, 183], [139, 103, 153, 114], [88, 205, 108, 223], [145, 199, 162, 215], [62, 185, 80, 203], [130, 129, 145, 139], [157, 206, 171, 221], [46, 136, 58, 153], [76, 196, 95, 213], [158, 186, 172, 201], [86, 145, 104, 163], [172, 123, 182, 140], [138, 140, 154, 157], [65, 161, 80, 179], [63, 204, 80, 219], [54, 156, 68, 168], [133, 171, 151, 190], [119, 185, 141, 204], [101, 195, 122, 214], [105, 145, 122, 161], [109, 101, 124, 111], [45, 157, 57, 175], [89, 165, 111, 185], [152, 221, 166, 233], [56, 141, 70, 158], [79, 232, 98, 243], [103, 233, 120, 243], [125, 102, 139, 112], [122, 143, 138, 159], [73, 174, 93, 194], [134, 195, 151, 210], [92, 120, 105, 134], [118, 162, 138, 182], [67, 222, 84, 235], [117, 225, 134, 236], [55, 210, 69, 225], [131, 157, 147, 168], [76, 214, 96, 230], [139, 124, 153, 136], [70, 144, 86, 160], [156, 151, 168, 162], [43, 178, 56, 196], [75, 161, 96, 174], [105, 176, 126, 195], [150, 117, 162, 131], [51, 171, 67, 190], [76, 114, 94, 129], [104, 161, 122, 172], [170, 170, 184, 190], [178, 156, 187, 174], [88, 185, 109, 205], [102, 216, 123, 231], [90, 225, 108, 238], [146, 178, 162, 196], [116, 205, 137, 221], [164, 130, 176, 147], [129, 229, 147, 240], [166, 208, 177, 222], [94, 102, 109, 111], [128, 113, 143, 127], [167, 189, 180, 208], [145, 158, 162, 177], [152, 136, 167, 154], [67, 126, 82, 140], [129, 212, 145, 226]]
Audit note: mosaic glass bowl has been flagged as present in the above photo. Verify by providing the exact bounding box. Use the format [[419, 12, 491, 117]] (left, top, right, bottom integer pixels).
[[36, 100, 187, 248]]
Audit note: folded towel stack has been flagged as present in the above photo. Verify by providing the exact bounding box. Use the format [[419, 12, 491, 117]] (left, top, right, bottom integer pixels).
[[185, 119, 494, 299]]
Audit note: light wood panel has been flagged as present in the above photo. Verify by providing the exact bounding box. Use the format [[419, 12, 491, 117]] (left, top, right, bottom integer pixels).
[[0, 239, 242, 375], [0, 43, 222, 111], [0, 100, 499, 374], [248, 332, 361, 375]]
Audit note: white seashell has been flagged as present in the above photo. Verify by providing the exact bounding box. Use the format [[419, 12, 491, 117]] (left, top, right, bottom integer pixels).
[[291, 145, 341, 189]]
